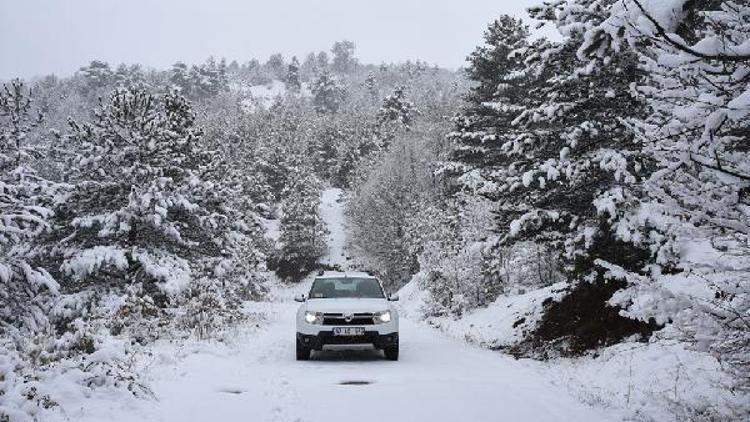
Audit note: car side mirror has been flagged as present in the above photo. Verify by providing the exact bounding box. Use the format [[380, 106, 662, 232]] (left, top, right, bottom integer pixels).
[[388, 294, 399, 302], [294, 294, 306, 303]]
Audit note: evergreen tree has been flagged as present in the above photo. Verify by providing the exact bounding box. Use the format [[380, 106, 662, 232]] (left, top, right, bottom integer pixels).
[[316, 52, 330, 70], [265, 53, 286, 80], [580, 0, 750, 388], [170, 62, 191, 96], [49, 88, 253, 302], [285, 57, 302, 93], [376, 86, 417, 130], [0, 80, 59, 331], [437, 10, 657, 352], [274, 162, 325, 281], [331, 40, 357, 74], [77, 60, 113, 95], [446, 16, 531, 178], [364, 72, 379, 102], [311, 72, 345, 114]]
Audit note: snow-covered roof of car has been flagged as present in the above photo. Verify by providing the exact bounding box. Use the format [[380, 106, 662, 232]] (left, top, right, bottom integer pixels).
[[315, 271, 376, 279]]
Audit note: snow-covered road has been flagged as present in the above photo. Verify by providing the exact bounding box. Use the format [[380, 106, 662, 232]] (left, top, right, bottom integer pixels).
[[70, 290, 613, 422], [52, 189, 616, 422]]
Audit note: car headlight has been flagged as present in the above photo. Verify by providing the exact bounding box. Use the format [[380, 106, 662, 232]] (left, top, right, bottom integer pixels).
[[373, 310, 391, 324], [304, 311, 323, 324]]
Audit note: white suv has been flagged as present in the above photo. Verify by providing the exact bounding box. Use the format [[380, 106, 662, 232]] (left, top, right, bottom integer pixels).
[[295, 272, 399, 360]]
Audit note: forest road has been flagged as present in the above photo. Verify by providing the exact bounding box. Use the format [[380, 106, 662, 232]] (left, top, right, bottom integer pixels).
[[88, 289, 617, 422]]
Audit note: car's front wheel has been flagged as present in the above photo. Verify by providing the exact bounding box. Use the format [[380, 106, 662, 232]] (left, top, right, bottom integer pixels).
[[384, 343, 399, 361], [296, 338, 311, 361]]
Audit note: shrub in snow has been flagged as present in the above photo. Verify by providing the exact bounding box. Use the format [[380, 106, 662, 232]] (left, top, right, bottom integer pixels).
[[175, 277, 248, 340], [415, 195, 563, 317]]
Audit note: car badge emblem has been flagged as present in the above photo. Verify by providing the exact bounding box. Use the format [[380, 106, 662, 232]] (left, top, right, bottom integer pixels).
[[344, 313, 353, 322]]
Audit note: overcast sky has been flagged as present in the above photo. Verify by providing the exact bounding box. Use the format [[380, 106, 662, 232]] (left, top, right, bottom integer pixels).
[[0, 0, 556, 79]]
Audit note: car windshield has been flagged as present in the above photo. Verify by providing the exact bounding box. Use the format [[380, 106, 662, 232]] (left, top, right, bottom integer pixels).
[[309, 277, 385, 299]]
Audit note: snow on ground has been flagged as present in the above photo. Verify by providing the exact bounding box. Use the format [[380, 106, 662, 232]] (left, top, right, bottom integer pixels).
[[399, 279, 746, 421], [260, 214, 281, 246], [48, 283, 618, 422], [399, 279, 568, 349], [237, 80, 313, 113], [319, 187, 349, 269], [545, 340, 745, 421]]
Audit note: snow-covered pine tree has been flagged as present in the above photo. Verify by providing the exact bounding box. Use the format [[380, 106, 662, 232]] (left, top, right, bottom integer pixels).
[[364, 72, 379, 102], [426, 17, 545, 313], [311, 72, 346, 114], [77, 60, 114, 95], [183, 58, 228, 99], [580, 0, 750, 389], [502, 4, 653, 279], [440, 6, 659, 353], [306, 117, 344, 182], [331, 40, 357, 74], [376, 86, 417, 130], [170, 62, 193, 96], [217, 58, 229, 90], [285, 57, 302, 93], [274, 161, 325, 281], [0, 79, 59, 333], [265, 53, 286, 80], [113, 64, 146, 89], [446, 15, 531, 178], [49, 87, 252, 304], [488, 1, 661, 353]]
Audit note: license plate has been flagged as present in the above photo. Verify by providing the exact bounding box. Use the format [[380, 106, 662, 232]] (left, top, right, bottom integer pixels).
[[333, 327, 365, 336]]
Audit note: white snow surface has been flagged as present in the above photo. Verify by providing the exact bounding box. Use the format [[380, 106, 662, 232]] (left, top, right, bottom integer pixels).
[[399, 280, 569, 348], [399, 279, 746, 421], [238, 80, 313, 113], [46, 283, 616, 422], [319, 187, 349, 269]]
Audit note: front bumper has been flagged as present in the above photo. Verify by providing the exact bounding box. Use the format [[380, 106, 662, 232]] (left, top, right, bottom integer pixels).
[[297, 331, 399, 350]]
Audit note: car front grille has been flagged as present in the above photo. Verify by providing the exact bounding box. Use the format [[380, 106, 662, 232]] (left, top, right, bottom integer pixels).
[[322, 312, 375, 325]]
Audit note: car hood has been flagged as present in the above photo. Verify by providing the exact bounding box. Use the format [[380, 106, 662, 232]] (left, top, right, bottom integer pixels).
[[305, 298, 390, 313]]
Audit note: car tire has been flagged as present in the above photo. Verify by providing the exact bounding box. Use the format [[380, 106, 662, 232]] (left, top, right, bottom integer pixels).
[[384, 344, 399, 361], [296, 338, 311, 361]]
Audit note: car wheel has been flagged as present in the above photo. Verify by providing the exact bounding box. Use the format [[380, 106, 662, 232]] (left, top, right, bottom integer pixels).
[[296, 338, 311, 361], [384, 344, 399, 361]]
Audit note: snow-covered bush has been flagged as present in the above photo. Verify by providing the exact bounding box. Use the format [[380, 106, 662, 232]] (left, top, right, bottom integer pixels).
[[415, 195, 562, 317]]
